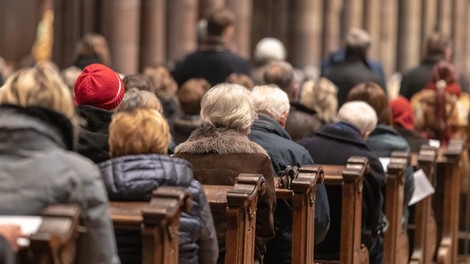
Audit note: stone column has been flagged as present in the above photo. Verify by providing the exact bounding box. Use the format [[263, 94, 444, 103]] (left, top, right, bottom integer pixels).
[[322, 0, 343, 58], [380, 0, 398, 78], [341, 0, 363, 37], [81, 0, 98, 34], [167, 0, 198, 63], [199, 0, 225, 17], [397, 0, 421, 72], [102, 0, 141, 74], [140, 0, 166, 69], [451, 0, 466, 74], [226, 0, 252, 58], [363, 0, 381, 60], [437, 0, 452, 35], [421, 0, 437, 52], [288, 0, 323, 71]]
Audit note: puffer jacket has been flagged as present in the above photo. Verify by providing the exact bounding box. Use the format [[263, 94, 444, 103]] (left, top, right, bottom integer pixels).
[[0, 104, 119, 264], [99, 154, 218, 264]]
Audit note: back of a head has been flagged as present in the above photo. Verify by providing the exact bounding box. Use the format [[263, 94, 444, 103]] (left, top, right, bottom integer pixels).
[[263, 61, 294, 94], [178, 78, 211, 115], [390, 96, 414, 130], [300, 78, 338, 123], [251, 85, 290, 121], [75, 33, 111, 66], [118, 88, 163, 113], [0, 65, 75, 120], [425, 32, 450, 58], [201, 83, 256, 133], [109, 108, 170, 157], [206, 8, 235, 36], [338, 101, 378, 135], [123, 74, 154, 92], [347, 82, 392, 125], [225, 73, 254, 90], [345, 28, 371, 58], [143, 65, 177, 98], [254, 37, 287, 63], [74, 63, 125, 111], [431, 60, 459, 84]]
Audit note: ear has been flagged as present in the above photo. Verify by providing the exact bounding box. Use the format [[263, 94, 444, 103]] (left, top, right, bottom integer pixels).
[[362, 130, 371, 140], [279, 111, 289, 128]]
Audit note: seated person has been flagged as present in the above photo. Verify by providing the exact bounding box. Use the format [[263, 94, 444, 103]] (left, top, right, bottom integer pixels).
[[174, 83, 276, 263], [99, 108, 218, 264], [299, 101, 387, 264], [0, 65, 119, 264]]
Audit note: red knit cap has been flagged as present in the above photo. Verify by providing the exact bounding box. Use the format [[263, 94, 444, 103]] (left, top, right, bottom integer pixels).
[[74, 63, 125, 110], [390, 96, 414, 130]]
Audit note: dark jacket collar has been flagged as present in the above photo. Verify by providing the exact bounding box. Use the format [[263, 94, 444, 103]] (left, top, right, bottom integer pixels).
[[290, 102, 317, 115], [76, 105, 113, 133], [370, 124, 401, 137], [251, 114, 292, 140], [0, 104, 74, 150], [316, 122, 367, 147]]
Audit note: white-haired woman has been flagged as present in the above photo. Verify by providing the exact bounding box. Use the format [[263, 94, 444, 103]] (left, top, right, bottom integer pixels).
[[174, 83, 275, 264]]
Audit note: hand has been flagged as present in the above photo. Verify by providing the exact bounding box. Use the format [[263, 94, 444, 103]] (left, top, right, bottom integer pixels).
[[0, 224, 24, 252]]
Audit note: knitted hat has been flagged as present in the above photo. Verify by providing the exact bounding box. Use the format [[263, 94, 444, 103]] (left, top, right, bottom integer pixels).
[[74, 63, 125, 110]]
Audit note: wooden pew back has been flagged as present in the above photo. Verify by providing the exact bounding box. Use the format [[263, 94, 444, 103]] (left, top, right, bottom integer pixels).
[[383, 151, 409, 264], [203, 173, 265, 264], [315, 156, 369, 264], [109, 186, 191, 264], [18, 204, 81, 264]]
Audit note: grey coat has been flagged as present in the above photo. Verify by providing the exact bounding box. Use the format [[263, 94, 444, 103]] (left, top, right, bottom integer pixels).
[[0, 105, 119, 264]]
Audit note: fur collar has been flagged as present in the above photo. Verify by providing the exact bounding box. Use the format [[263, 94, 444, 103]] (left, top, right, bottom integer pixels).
[[175, 125, 268, 155]]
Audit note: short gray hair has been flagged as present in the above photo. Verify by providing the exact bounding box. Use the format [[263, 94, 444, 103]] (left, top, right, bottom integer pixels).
[[337, 101, 377, 134], [251, 85, 290, 121], [201, 83, 257, 133], [345, 28, 371, 58]]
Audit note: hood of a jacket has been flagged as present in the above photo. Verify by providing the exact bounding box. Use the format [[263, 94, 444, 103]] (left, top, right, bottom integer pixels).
[[0, 104, 74, 151], [98, 154, 193, 201]]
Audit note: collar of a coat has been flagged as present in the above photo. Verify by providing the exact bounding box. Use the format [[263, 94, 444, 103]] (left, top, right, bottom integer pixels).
[[251, 114, 292, 140], [315, 122, 367, 148], [0, 104, 74, 150], [370, 124, 401, 137], [175, 125, 268, 155]]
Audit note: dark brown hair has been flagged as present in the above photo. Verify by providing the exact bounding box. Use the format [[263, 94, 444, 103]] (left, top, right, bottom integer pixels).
[[225, 73, 254, 91], [206, 8, 235, 36], [346, 82, 392, 125]]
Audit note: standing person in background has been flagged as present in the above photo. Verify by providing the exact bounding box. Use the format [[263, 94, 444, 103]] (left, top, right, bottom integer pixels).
[[322, 28, 385, 107], [74, 63, 125, 163], [172, 8, 250, 86], [400, 32, 468, 99], [252, 38, 287, 85]]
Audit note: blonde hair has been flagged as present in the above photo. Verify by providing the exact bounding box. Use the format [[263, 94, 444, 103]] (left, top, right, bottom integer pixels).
[[118, 88, 163, 113], [0, 65, 75, 121], [143, 66, 178, 98], [109, 108, 171, 157], [300, 78, 338, 123], [201, 83, 257, 133]]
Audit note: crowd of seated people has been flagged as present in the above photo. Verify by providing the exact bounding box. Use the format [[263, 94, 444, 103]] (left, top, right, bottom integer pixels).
[[2, 6, 470, 264]]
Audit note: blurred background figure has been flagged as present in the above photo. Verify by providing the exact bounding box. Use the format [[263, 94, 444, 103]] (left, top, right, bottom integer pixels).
[[252, 37, 287, 85]]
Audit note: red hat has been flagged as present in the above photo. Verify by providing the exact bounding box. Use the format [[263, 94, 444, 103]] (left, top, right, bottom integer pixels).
[[74, 63, 125, 110], [390, 96, 415, 131]]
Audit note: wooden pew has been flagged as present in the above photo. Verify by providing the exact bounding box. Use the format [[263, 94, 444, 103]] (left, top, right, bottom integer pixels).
[[383, 151, 410, 264], [275, 165, 324, 264], [109, 186, 191, 264], [18, 204, 82, 264], [203, 173, 266, 264], [409, 146, 438, 264], [436, 140, 466, 264], [314, 156, 369, 264]]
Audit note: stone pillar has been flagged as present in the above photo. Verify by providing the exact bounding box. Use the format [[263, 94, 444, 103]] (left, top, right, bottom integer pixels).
[[226, 0, 252, 58], [397, 0, 421, 72], [380, 0, 398, 77], [140, 0, 166, 69], [81, 0, 99, 34], [421, 0, 438, 53], [363, 0, 381, 61], [102, 0, 141, 74], [341, 0, 363, 37], [322, 0, 343, 57], [288, 0, 323, 71], [437, 0, 452, 35], [167, 0, 198, 63], [199, 0, 225, 17], [53, 0, 81, 68], [451, 0, 466, 75], [465, 2, 470, 81]]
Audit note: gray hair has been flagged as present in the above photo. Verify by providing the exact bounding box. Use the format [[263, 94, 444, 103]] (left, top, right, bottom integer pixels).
[[201, 83, 257, 133], [251, 85, 290, 121], [337, 101, 377, 134], [345, 28, 371, 58]]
